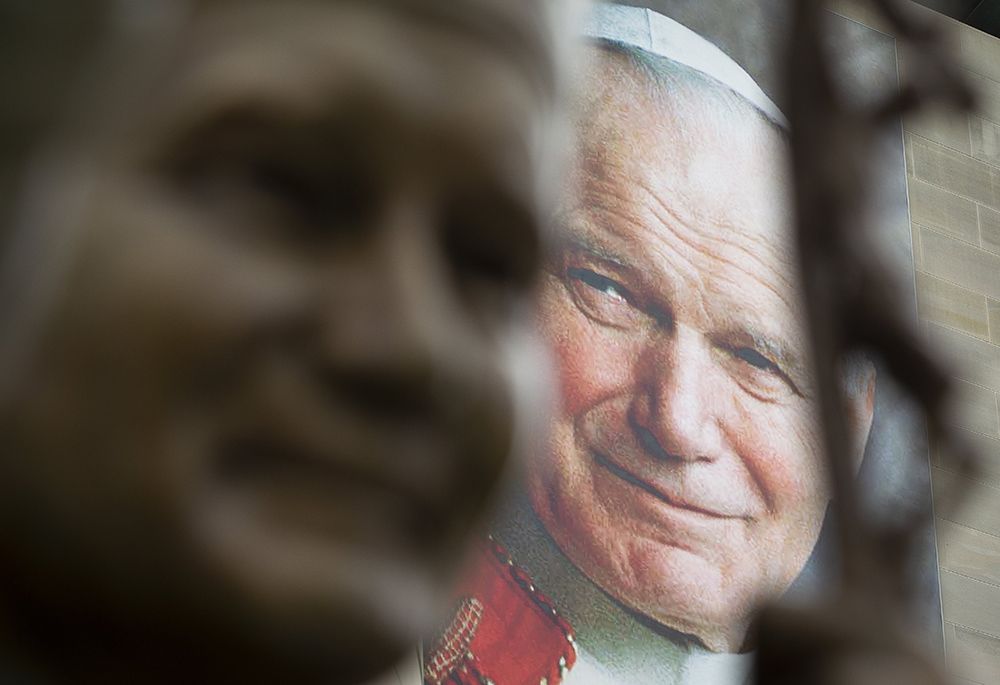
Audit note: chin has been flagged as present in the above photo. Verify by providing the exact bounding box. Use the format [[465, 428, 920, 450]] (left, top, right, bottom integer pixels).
[[537, 506, 755, 653], [185, 494, 439, 682]]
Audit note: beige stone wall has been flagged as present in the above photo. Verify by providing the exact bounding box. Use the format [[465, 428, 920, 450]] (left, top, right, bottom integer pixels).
[[829, 1, 1000, 682]]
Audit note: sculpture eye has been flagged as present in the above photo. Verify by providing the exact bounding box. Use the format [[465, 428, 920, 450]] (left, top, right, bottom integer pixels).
[[446, 220, 534, 287], [242, 162, 325, 226], [163, 114, 378, 246], [254, 162, 375, 234], [443, 189, 540, 322], [179, 151, 375, 242]]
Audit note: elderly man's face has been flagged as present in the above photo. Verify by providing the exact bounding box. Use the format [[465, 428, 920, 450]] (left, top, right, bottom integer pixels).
[[527, 59, 835, 653], [0, 2, 545, 681]]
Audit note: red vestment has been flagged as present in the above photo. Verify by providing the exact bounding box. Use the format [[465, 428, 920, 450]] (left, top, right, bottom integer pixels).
[[424, 538, 577, 685]]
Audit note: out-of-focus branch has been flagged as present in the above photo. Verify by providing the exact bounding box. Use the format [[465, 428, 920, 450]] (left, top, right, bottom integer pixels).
[[755, 1, 979, 683]]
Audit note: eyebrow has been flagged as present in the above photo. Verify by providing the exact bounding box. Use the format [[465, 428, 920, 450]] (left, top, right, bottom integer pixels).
[[553, 212, 636, 268], [725, 325, 809, 392], [150, 99, 330, 171], [555, 211, 809, 388], [176, 98, 357, 142]]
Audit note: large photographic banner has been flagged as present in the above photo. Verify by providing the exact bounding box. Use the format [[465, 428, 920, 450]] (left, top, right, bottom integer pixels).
[[423, 3, 939, 685]]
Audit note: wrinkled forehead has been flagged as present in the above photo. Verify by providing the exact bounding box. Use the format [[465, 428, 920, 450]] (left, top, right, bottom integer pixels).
[[588, 48, 788, 179], [568, 46, 796, 261]]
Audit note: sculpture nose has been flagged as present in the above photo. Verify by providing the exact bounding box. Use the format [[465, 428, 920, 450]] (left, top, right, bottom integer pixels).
[[631, 326, 718, 463], [314, 193, 461, 420]]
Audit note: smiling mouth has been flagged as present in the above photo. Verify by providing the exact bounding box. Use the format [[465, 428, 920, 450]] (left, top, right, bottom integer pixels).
[[590, 450, 739, 520]]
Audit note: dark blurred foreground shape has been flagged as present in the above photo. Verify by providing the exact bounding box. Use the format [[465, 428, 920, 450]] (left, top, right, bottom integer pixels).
[[756, 0, 980, 683], [0, 0, 577, 682]]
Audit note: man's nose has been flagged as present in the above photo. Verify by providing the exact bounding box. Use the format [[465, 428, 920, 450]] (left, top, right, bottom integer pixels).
[[314, 196, 464, 419], [631, 328, 719, 463]]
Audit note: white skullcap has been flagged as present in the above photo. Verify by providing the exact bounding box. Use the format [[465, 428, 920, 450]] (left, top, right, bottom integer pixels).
[[584, 3, 789, 128]]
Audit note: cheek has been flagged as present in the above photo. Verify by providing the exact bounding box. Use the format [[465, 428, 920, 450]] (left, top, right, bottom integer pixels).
[[0, 185, 317, 577], [731, 400, 829, 518], [90, 190, 311, 378], [536, 279, 638, 418], [28, 185, 315, 492]]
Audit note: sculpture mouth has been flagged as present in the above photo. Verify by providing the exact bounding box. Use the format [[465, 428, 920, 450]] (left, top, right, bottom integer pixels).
[[213, 434, 445, 548]]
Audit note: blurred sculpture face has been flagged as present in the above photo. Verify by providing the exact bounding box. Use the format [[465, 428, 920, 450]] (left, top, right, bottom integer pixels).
[[0, 1, 548, 681], [527, 51, 872, 653]]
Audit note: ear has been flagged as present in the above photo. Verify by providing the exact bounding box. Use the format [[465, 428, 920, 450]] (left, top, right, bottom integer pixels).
[[842, 359, 876, 477]]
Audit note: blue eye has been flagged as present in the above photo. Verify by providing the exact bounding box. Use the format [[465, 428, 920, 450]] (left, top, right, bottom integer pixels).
[[568, 268, 630, 301], [565, 266, 650, 329], [734, 347, 777, 371]]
